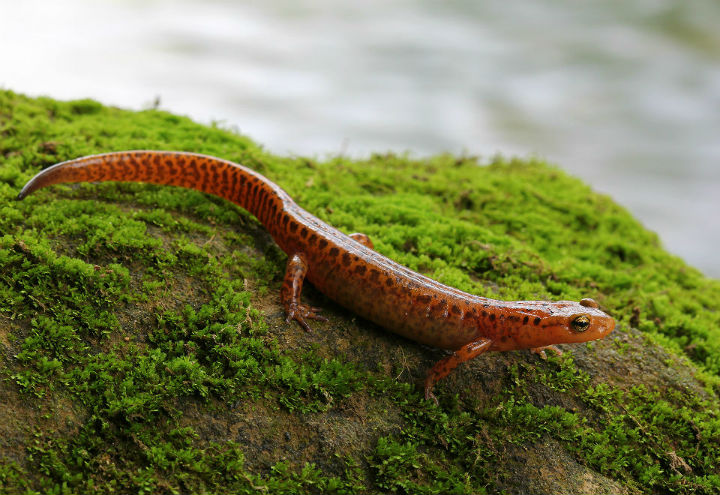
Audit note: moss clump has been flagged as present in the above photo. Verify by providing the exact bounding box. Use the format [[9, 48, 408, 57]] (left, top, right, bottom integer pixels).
[[2, 89, 720, 494]]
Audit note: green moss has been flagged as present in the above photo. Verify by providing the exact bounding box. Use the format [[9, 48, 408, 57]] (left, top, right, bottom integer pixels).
[[2, 89, 720, 494]]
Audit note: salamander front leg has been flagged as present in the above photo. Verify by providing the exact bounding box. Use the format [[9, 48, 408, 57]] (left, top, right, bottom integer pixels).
[[350, 233, 374, 250], [280, 253, 328, 332], [424, 338, 492, 405], [531, 345, 563, 359]]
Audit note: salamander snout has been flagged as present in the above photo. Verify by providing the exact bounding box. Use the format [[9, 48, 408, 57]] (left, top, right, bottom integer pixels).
[[565, 298, 615, 343]]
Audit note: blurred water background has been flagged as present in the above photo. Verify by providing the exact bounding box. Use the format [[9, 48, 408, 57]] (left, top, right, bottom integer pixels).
[[1, 0, 719, 277]]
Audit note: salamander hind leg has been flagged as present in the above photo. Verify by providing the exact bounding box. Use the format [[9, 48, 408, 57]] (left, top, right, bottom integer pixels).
[[280, 253, 328, 332], [350, 233, 374, 250], [424, 338, 492, 405]]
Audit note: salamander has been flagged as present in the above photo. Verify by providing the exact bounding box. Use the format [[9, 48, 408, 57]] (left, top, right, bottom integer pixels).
[[17, 151, 615, 403]]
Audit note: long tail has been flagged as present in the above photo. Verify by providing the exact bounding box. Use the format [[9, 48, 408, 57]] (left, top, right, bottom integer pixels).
[[17, 150, 294, 230]]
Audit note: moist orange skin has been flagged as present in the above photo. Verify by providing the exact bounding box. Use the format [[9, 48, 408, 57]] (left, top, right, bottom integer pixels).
[[18, 151, 616, 403]]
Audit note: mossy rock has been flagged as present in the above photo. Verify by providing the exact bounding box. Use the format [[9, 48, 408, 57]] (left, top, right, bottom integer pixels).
[[1, 89, 720, 494]]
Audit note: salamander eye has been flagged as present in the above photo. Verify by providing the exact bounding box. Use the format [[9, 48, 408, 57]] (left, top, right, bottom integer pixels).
[[571, 315, 591, 332], [579, 298, 599, 308]]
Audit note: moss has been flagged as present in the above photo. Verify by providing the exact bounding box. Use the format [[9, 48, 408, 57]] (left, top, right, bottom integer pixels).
[[2, 89, 720, 493]]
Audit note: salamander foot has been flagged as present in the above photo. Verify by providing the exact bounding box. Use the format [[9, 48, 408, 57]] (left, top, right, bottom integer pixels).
[[349, 232, 374, 250], [531, 345, 563, 359], [285, 303, 328, 332]]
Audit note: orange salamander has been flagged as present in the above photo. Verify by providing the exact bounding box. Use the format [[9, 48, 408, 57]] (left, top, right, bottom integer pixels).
[[17, 151, 615, 403]]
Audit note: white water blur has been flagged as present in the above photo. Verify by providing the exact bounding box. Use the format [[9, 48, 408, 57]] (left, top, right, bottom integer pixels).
[[1, 0, 719, 276]]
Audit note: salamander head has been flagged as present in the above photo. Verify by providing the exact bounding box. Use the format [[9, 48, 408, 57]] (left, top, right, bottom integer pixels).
[[500, 297, 615, 350], [542, 297, 615, 345]]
